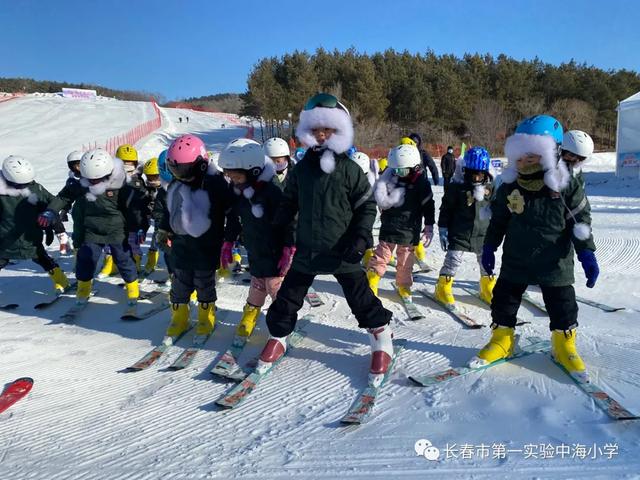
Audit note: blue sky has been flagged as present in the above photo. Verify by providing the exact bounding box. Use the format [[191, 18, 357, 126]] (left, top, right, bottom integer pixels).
[[1, 0, 637, 100]]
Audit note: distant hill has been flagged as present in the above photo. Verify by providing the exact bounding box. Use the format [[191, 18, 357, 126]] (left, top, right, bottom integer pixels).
[[169, 93, 242, 114], [0, 77, 164, 103]]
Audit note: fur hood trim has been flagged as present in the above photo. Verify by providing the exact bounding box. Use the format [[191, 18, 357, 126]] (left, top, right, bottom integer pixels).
[[374, 168, 405, 210], [80, 158, 127, 201], [166, 182, 212, 238], [502, 133, 570, 192], [296, 106, 353, 156]]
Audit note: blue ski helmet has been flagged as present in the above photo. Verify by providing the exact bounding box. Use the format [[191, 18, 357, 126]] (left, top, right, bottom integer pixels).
[[515, 115, 564, 144], [157, 149, 173, 183], [464, 146, 491, 172]]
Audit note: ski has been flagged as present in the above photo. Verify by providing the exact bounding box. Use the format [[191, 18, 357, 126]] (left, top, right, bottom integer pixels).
[[391, 282, 424, 320], [210, 334, 252, 381], [126, 326, 193, 371], [59, 301, 90, 321], [33, 282, 79, 310], [461, 287, 530, 326], [0, 377, 34, 414], [0, 303, 19, 311], [341, 339, 407, 424], [414, 257, 432, 273], [121, 299, 170, 320], [305, 287, 324, 307], [575, 295, 624, 313], [409, 337, 550, 387], [545, 353, 640, 421], [168, 333, 212, 370], [522, 291, 547, 313], [418, 289, 483, 328], [215, 318, 312, 408]]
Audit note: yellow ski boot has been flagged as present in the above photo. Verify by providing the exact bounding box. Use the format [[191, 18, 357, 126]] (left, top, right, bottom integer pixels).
[[415, 242, 426, 262], [195, 302, 216, 336], [125, 279, 139, 306], [98, 254, 117, 278], [236, 304, 260, 337], [362, 248, 374, 268], [397, 284, 412, 299], [469, 325, 516, 367], [76, 280, 92, 305], [190, 290, 198, 304], [144, 250, 159, 275], [551, 329, 588, 382], [434, 275, 455, 306], [48, 267, 70, 294], [479, 275, 497, 305], [166, 303, 190, 339], [216, 267, 231, 282], [367, 270, 381, 297]]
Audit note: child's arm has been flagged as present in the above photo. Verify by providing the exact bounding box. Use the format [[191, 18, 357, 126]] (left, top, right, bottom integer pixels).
[[272, 163, 300, 229], [421, 179, 435, 226], [437, 184, 455, 229], [563, 179, 596, 252], [484, 184, 511, 248]]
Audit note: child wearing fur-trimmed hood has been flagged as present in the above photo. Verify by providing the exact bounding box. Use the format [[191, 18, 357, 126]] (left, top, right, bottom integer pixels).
[[471, 115, 599, 383]]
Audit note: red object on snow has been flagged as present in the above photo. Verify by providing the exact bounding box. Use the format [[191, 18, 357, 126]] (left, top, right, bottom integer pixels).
[[0, 377, 34, 414]]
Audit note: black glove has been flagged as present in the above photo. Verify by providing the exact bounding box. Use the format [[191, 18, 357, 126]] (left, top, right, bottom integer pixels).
[[342, 236, 368, 264], [45, 228, 54, 246]]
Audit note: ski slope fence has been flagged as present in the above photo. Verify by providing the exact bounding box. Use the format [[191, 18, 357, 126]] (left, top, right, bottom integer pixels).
[[81, 100, 162, 154]]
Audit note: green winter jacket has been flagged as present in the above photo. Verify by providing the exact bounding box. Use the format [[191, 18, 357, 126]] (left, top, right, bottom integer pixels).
[[48, 165, 136, 246], [375, 169, 435, 245], [160, 173, 234, 271], [225, 171, 294, 278], [485, 177, 596, 286], [273, 147, 376, 275], [0, 180, 53, 259], [438, 181, 492, 253]]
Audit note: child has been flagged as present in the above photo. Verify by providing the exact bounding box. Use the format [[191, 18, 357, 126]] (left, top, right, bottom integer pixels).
[[159, 134, 234, 343], [39, 149, 141, 307], [560, 130, 594, 189], [218, 138, 295, 338], [435, 146, 495, 305], [152, 150, 174, 289], [470, 115, 598, 382], [260, 93, 393, 386], [1, 155, 70, 294], [366, 144, 435, 299], [263, 137, 295, 190], [141, 157, 161, 275], [53, 150, 84, 255]]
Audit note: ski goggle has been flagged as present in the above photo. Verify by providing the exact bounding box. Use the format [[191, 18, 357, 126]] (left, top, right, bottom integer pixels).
[[393, 167, 412, 177], [561, 150, 586, 162], [303, 93, 349, 114], [167, 157, 207, 182], [87, 174, 110, 185]]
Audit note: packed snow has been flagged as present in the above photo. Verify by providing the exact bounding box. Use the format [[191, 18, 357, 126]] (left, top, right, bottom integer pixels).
[[0, 95, 638, 479]]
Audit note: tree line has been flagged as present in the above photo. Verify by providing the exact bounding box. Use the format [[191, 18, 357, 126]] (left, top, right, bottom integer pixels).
[[240, 48, 640, 153]]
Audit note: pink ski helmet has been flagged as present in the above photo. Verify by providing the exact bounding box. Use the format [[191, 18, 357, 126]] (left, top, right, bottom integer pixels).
[[167, 134, 209, 182]]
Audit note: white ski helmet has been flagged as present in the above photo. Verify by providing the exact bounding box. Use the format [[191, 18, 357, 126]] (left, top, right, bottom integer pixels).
[[387, 144, 421, 169], [2, 155, 35, 184], [218, 138, 265, 172], [66, 150, 83, 163], [562, 130, 594, 158], [352, 151, 370, 174], [80, 149, 114, 179], [263, 137, 290, 158]]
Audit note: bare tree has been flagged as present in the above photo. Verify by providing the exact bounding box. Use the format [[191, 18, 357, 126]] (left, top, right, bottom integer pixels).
[[467, 99, 509, 154]]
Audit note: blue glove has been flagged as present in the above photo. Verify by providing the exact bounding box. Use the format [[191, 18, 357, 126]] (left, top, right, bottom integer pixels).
[[37, 210, 57, 228], [482, 244, 496, 276], [577, 250, 599, 288], [439, 227, 449, 251]]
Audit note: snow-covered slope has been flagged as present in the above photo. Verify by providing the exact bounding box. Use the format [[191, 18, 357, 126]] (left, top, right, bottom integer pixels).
[[0, 98, 638, 479]]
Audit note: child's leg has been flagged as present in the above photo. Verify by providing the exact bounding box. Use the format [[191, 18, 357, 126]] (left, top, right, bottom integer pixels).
[[75, 243, 102, 281], [265, 277, 284, 301], [193, 270, 217, 304], [247, 277, 269, 307], [170, 269, 194, 304], [265, 269, 315, 337], [395, 244, 415, 288], [367, 241, 394, 277], [109, 243, 138, 284], [439, 250, 464, 277], [540, 285, 579, 332], [32, 244, 69, 292], [334, 270, 392, 330], [490, 277, 527, 328], [127, 232, 143, 271], [476, 252, 497, 303]]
